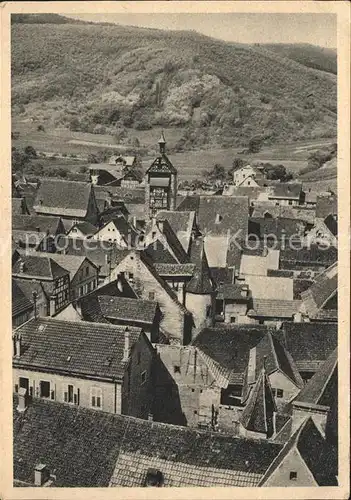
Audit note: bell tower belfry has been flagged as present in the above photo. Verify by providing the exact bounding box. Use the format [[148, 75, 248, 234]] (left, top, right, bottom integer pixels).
[[145, 132, 178, 217]]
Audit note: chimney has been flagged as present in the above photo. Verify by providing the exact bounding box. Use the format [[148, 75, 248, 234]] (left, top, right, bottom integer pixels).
[[34, 464, 50, 487], [122, 329, 130, 362], [148, 412, 153, 422], [19, 261, 25, 273], [17, 387, 28, 413], [132, 216, 137, 228], [49, 295, 56, 316], [15, 333, 22, 358]]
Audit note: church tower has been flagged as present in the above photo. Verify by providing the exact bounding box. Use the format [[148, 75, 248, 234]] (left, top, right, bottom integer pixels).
[[145, 132, 178, 217]]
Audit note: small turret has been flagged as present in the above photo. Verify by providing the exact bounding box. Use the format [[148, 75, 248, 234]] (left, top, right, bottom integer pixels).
[[158, 131, 166, 154]]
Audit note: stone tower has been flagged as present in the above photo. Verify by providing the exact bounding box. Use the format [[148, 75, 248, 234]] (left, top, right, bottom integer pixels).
[[145, 132, 178, 217]]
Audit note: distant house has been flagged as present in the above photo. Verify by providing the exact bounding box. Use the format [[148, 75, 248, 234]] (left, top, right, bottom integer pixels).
[[247, 298, 302, 325], [12, 254, 70, 316], [268, 183, 303, 207], [40, 253, 99, 300], [12, 214, 66, 252], [13, 318, 155, 419], [233, 165, 266, 187], [13, 395, 283, 487], [12, 279, 34, 328], [33, 179, 99, 225], [259, 418, 337, 486], [109, 250, 194, 345], [215, 283, 251, 324]]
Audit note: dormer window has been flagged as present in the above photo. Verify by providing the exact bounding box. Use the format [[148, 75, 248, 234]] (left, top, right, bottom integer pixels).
[[144, 468, 164, 487]]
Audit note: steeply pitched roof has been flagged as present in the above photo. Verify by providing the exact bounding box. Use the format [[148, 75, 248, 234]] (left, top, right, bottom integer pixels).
[[12, 254, 69, 280], [13, 397, 282, 487], [13, 318, 142, 381], [277, 322, 337, 372], [323, 214, 338, 237], [193, 326, 271, 382], [67, 221, 97, 236], [155, 210, 196, 253], [240, 366, 277, 436], [315, 195, 337, 219], [144, 239, 178, 264], [300, 262, 337, 318], [146, 153, 177, 175], [12, 214, 64, 236], [177, 195, 249, 238], [153, 219, 190, 264], [37, 252, 96, 280], [294, 348, 337, 407], [269, 183, 302, 200], [247, 299, 301, 319], [33, 180, 93, 217], [187, 238, 214, 294], [259, 417, 338, 486], [12, 279, 33, 318]]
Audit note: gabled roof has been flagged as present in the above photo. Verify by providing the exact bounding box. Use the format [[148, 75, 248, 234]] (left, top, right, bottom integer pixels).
[[146, 153, 177, 175], [247, 299, 301, 319], [269, 183, 302, 200], [155, 210, 197, 253], [98, 296, 158, 325], [12, 254, 69, 281], [250, 333, 304, 389], [240, 366, 277, 436], [259, 418, 338, 486], [13, 397, 283, 488], [144, 239, 178, 264], [279, 244, 337, 268], [67, 221, 97, 236], [12, 279, 33, 318], [323, 214, 338, 237], [37, 252, 97, 280], [177, 195, 249, 238], [193, 326, 271, 382], [315, 195, 337, 219], [95, 215, 139, 245], [249, 217, 307, 240], [187, 238, 214, 294], [294, 348, 337, 407], [33, 180, 93, 217], [12, 214, 64, 236], [217, 283, 250, 301], [300, 262, 337, 318], [277, 322, 337, 372], [149, 218, 189, 264], [13, 318, 143, 381]]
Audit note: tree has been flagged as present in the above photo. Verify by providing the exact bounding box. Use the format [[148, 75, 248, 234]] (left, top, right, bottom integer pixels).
[[261, 163, 293, 182], [204, 163, 227, 183], [24, 145, 37, 158], [248, 136, 263, 153], [229, 157, 246, 176]]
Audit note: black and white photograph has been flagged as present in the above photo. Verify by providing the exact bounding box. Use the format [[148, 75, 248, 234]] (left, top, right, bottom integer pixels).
[[3, 2, 350, 495]]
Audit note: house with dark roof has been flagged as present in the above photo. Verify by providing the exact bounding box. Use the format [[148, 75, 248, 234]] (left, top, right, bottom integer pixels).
[[13, 317, 155, 419], [215, 282, 251, 324], [109, 250, 194, 345], [300, 261, 337, 321], [268, 183, 303, 207], [12, 214, 66, 253], [13, 396, 283, 487], [12, 279, 34, 328], [92, 214, 139, 248], [12, 254, 70, 316], [305, 214, 338, 247], [247, 298, 302, 325], [242, 333, 304, 411], [155, 210, 199, 254], [279, 244, 337, 275], [33, 179, 99, 225], [277, 322, 337, 381], [66, 221, 98, 239], [143, 217, 189, 264], [259, 418, 338, 486], [291, 348, 337, 437]]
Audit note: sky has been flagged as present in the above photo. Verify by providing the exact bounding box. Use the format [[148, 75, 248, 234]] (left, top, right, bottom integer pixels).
[[66, 13, 336, 49]]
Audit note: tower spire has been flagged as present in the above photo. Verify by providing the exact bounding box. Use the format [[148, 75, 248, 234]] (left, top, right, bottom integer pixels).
[[158, 130, 166, 154]]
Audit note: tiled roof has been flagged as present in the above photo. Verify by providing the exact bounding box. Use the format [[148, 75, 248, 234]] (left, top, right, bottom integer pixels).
[[250, 204, 315, 224], [252, 333, 303, 389], [315, 195, 337, 219], [146, 152, 177, 175], [110, 186, 146, 204], [269, 183, 302, 200], [217, 283, 250, 301], [157, 219, 190, 264], [33, 179, 93, 217], [279, 244, 337, 267], [247, 299, 301, 318], [245, 275, 294, 301], [98, 296, 158, 324], [294, 348, 337, 407], [240, 367, 276, 436], [124, 203, 147, 221], [14, 279, 49, 303], [67, 221, 97, 236], [12, 254, 69, 280], [13, 397, 282, 487], [300, 262, 337, 317], [55, 236, 129, 276], [278, 322, 337, 371], [12, 279, 33, 317], [193, 326, 271, 381], [187, 238, 215, 294], [36, 252, 95, 280], [177, 195, 249, 238], [12, 198, 28, 216], [155, 210, 196, 252], [259, 418, 338, 486], [13, 318, 142, 380], [12, 214, 64, 236], [249, 217, 307, 239], [144, 240, 178, 264], [154, 263, 195, 276]]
